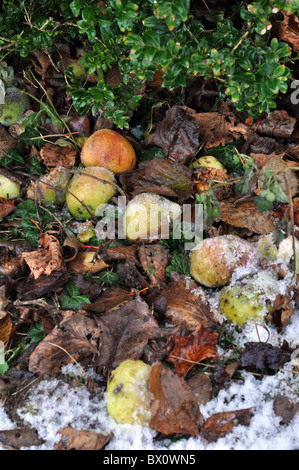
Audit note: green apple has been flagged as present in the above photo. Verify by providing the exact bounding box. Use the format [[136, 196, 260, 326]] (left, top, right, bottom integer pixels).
[[124, 193, 181, 242], [105, 359, 152, 425], [27, 167, 71, 206], [219, 271, 278, 325], [0, 174, 21, 199], [0, 87, 29, 126], [66, 166, 117, 220], [190, 235, 258, 287]]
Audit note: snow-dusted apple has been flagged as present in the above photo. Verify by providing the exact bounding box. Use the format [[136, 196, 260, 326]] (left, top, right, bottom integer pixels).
[[219, 270, 278, 325], [124, 192, 181, 242], [27, 167, 71, 206], [66, 166, 117, 219], [80, 129, 136, 174], [105, 359, 152, 425], [190, 235, 258, 287]]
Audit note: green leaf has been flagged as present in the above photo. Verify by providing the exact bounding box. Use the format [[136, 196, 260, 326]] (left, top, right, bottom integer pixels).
[[27, 322, 46, 343]]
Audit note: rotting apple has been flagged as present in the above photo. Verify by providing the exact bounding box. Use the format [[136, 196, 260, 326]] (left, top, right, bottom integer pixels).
[[256, 234, 299, 274], [0, 173, 21, 199], [105, 359, 152, 425], [219, 270, 278, 325], [190, 235, 258, 287], [0, 87, 29, 126], [80, 129, 136, 174], [27, 167, 71, 206], [66, 166, 117, 220], [189, 155, 226, 194], [124, 192, 181, 242]]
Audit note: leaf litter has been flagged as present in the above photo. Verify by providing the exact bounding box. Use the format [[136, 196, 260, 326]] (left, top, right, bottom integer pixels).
[[0, 42, 298, 452]]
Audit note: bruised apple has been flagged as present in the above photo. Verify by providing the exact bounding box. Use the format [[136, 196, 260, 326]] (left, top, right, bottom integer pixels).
[[105, 359, 152, 425], [80, 129, 136, 174], [66, 167, 117, 219], [189, 155, 226, 194], [27, 167, 71, 206], [124, 193, 181, 242], [219, 271, 278, 325], [190, 235, 258, 287]]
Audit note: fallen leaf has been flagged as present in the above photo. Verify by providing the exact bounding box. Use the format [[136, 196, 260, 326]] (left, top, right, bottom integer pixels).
[[149, 361, 204, 435], [138, 244, 171, 286], [146, 106, 200, 164], [54, 427, 113, 450], [28, 313, 99, 375], [62, 236, 81, 262], [96, 296, 158, 370], [39, 142, 77, 168], [0, 427, 44, 450], [219, 200, 274, 234], [258, 154, 298, 198], [0, 125, 17, 160], [277, 12, 299, 50], [273, 395, 299, 425], [194, 111, 236, 150], [85, 286, 135, 312], [17, 270, 69, 300], [0, 198, 16, 221], [120, 157, 194, 202], [239, 342, 292, 371], [187, 371, 212, 406], [21, 232, 66, 279], [142, 325, 186, 364], [255, 110, 296, 137], [162, 272, 217, 331], [200, 408, 252, 443], [167, 325, 218, 378]]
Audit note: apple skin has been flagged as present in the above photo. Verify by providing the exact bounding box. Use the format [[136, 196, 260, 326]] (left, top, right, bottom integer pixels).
[[0, 174, 21, 199], [105, 359, 152, 425], [219, 271, 278, 325], [66, 166, 117, 220], [80, 129, 136, 174], [124, 192, 181, 242], [190, 235, 258, 287]]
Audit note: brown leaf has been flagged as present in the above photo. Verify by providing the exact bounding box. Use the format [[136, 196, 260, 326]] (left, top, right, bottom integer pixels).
[[258, 154, 298, 198], [277, 12, 299, 50], [194, 111, 236, 150], [138, 244, 171, 286], [98, 244, 140, 265], [39, 142, 77, 168], [0, 124, 17, 160], [146, 105, 200, 164], [167, 325, 218, 378], [149, 362, 204, 435], [28, 313, 99, 375], [0, 198, 16, 221], [187, 371, 212, 406], [62, 236, 81, 262], [0, 427, 44, 449], [162, 272, 217, 331], [200, 408, 252, 443], [21, 232, 66, 279], [96, 296, 158, 370], [0, 313, 12, 345], [219, 200, 274, 234], [68, 115, 90, 137], [54, 427, 113, 450], [17, 270, 69, 300], [255, 110, 296, 137], [273, 395, 299, 425], [239, 342, 292, 371], [86, 286, 135, 312], [120, 157, 194, 202]]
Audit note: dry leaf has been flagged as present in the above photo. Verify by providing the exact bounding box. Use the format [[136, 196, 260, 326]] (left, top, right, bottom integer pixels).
[[39, 142, 77, 168], [167, 325, 218, 378], [277, 12, 299, 50], [0, 427, 44, 450], [67, 251, 109, 274], [187, 371, 212, 406], [96, 296, 158, 369], [0, 198, 16, 221], [219, 200, 274, 234], [200, 408, 252, 442], [255, 110, 296, 137], [0, 125, 17, 160], [21, 232, 66, 279], [28, 313, 99, 375], [62, 236, 81, 262], [162, 272, 217, 331], [149, 362, 204, 435], [273, 395, 299, 425], [54, 427, 113, 450], [138, 244, 171, 286], [86, 286, 135, 312], [258, 155, 298, 198], [146, 105, 200, 164]]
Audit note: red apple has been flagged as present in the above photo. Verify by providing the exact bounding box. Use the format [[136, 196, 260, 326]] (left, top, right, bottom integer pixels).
[[80, 129, 136, 174]]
